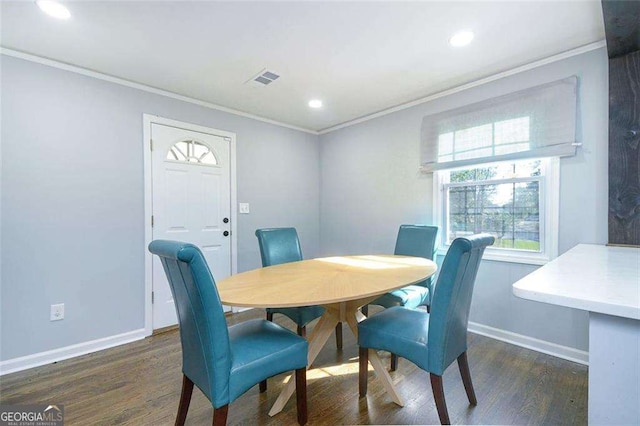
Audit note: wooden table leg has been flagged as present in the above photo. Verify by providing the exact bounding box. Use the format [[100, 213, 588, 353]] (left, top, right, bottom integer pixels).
[[344, 304, 404, 407], [269, 297, 404, 416], [269, 309, 339, 416]]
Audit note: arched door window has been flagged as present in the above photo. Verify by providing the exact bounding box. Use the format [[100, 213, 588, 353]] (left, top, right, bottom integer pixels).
[[166, 139, 218, 165]]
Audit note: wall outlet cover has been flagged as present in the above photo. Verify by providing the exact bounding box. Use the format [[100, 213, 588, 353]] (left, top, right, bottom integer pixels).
[[239, 203, 250, 214]]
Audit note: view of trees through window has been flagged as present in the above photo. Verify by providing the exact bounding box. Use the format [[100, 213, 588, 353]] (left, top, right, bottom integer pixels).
[[446, 160, 541, 251]]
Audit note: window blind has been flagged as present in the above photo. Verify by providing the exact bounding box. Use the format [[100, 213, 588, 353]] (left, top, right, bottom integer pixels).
[[420, 76, 579, 173]]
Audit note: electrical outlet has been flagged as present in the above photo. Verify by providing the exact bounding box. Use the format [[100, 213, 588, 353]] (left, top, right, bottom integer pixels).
[[50, 303, 64, 321], [239, 203, 250, 214]]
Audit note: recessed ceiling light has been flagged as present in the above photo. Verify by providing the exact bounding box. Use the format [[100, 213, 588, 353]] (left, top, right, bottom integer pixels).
[[308, 99, 323, 109], [36, 0, 71, 20], [449, 30, 474, 47]]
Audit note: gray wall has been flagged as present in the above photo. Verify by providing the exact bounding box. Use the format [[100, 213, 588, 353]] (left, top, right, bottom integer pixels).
[[319, 48, 609, 351], [1, 47, 609, 362], [0, 56, 320, 361]]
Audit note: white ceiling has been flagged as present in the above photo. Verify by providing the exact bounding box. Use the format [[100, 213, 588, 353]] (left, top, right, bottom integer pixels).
[[1, 1, 605, 132]]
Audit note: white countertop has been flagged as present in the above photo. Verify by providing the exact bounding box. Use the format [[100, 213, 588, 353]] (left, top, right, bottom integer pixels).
[[513, 244, 640, 320]]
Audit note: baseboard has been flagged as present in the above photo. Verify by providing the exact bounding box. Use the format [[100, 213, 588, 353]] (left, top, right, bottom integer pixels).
[[468, 321, 588, 365], [0, 328, 146, 376]]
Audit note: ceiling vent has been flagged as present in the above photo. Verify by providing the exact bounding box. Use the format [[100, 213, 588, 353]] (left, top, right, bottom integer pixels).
[[246, 69, 280, 87]]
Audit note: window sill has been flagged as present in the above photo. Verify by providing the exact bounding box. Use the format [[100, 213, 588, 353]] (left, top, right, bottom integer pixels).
[[436, 247, 550, 266]]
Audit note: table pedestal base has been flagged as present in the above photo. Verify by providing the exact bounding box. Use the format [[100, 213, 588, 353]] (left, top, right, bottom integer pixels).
[[268, 298, 404, 416]]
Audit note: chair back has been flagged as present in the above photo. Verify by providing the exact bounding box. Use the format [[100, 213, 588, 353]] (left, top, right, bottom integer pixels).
[[148, 240, 231, 407], [427, 234, 494, 375], [394, 225, 439, 291], [394, 224, 438, 259], [255, 228, 303, 267]]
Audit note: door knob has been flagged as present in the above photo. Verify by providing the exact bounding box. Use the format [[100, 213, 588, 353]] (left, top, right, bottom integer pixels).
[[223, 217, 229, 223], [223, 231, 229, 237]]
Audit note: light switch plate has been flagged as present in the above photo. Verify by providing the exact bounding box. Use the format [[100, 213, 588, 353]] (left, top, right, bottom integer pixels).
[[239, 203, 250, 214], [50, 303, 65, 321]]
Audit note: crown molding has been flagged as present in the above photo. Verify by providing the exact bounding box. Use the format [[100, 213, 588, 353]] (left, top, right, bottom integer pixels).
[[318, 40, 607, 135], [0, 47, 319, 135], [2, 40, 606, 137]]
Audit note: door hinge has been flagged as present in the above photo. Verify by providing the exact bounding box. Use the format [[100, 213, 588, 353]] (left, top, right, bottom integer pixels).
[[151, 215, 154, 227], [152, 291, 154, 304]]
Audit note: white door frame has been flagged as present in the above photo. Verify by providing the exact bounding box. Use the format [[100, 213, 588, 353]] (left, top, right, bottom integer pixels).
[[142, 114, 238, 336]]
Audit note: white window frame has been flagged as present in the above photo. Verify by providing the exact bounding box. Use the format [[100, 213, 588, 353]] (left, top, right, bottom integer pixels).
[[433, 157, 559, 265]]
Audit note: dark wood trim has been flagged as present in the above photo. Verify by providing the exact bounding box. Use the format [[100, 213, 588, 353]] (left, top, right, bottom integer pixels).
[[212, 405, 228, 425], [457, 352, 478, 405], [295, 367, 308, 425], [430, 373, 450, 425], [602, 0, 640, 58], [175, 375, 194, 426], [608, 49, 640, 246]]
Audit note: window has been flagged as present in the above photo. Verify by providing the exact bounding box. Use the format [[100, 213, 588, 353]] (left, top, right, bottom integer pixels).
[[434, 157, 559, 265], [166, 139, 218, 165], [423, 77, 576, 265]]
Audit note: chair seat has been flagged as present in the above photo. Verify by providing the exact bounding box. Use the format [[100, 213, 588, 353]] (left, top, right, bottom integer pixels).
[[266, 305, 325, 328], [229, 319, 308, 402], [358, 306, 430, 372], [369, 285, 430, 309]]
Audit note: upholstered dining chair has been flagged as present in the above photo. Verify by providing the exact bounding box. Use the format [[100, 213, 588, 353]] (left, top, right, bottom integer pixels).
[[362, 224, 438, 370], [256, 228, 343, 339], [358, 234, 494, 425], [149, 240, 308, 426]]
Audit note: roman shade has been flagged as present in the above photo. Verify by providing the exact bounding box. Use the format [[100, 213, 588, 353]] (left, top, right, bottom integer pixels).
[[420, 76, 579, 173]]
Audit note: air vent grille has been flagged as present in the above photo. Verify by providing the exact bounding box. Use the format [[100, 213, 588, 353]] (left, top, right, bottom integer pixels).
[[246, 69, 280, 87]]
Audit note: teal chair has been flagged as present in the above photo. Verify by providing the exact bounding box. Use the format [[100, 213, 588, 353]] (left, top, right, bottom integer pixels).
[[149, 240, 309, 425], [362, 224, 438, 370], [256, 228, 343, 339], [358, 234, 494, 425]]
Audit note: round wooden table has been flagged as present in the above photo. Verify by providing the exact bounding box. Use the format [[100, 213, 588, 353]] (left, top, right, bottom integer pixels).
[[217, 254, 437, 416]]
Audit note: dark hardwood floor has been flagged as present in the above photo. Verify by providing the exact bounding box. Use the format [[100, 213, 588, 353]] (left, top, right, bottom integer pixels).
[[0, 308, 587, 425]]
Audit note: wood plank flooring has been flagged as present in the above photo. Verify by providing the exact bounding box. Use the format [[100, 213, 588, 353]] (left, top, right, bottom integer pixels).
[[0, 308, 587, 425]]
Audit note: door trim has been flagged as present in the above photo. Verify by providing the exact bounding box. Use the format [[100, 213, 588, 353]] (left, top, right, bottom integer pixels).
[[142, 114, 238, 336]]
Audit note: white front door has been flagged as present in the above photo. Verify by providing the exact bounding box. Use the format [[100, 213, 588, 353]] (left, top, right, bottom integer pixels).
[[151, 122, 232, 330]]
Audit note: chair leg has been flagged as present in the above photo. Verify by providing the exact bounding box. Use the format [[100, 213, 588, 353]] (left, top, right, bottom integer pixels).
[[359, 346, 368, 397], [260, 311, 271, 392], [295, 367, 308, 425], [212, 405, 228, 426], [361, 304, 369, 316], [457, 352, 477, 405], [390, 353, 399, 371], [175, 375, 194, 426], [297, 325, 306, 338], [335, 322, 343, 350], [430, 373, 450, 425]]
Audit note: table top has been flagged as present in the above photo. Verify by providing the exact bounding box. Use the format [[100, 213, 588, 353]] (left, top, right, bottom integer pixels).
[[513, 244, 640, 320], [217, 255, 437, 308]]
